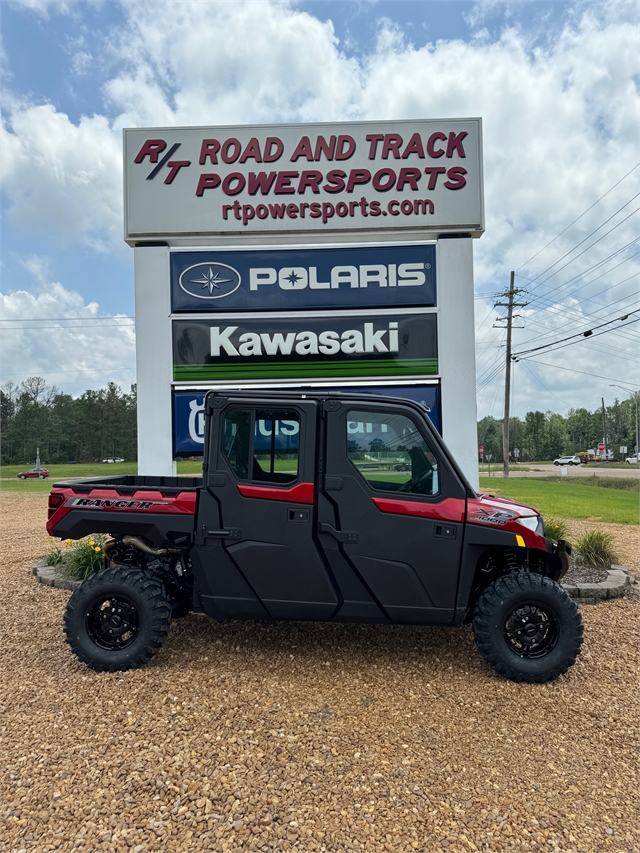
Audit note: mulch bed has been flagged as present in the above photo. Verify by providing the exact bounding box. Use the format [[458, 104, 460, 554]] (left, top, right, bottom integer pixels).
[[3, 492, 639, 853], [562, 563, 610, 585]]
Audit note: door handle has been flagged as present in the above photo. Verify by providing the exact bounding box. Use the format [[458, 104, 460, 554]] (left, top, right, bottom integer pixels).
[[318, 523, 359, 544], [288, 508, 310, 522], [206, 528, 242, 539]]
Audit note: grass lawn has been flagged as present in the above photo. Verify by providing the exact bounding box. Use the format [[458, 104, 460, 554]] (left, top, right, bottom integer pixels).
[[0, 461, 204, 493], [479, 477, 639, 524]]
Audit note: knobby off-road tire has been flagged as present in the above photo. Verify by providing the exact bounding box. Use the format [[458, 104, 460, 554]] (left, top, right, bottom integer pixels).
[[64, 567, 172, 672], [472, 572, 583, 684]]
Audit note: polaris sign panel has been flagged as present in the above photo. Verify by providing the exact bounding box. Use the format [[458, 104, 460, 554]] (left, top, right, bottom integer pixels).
[[172, 312, 437, 382], [171, 244, 436, 312], [123, 118, 483, 241], [173, 385, 442, 455]]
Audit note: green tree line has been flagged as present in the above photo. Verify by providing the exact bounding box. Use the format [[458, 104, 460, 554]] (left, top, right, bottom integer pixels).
[[478, 395, 639, 463], [1, 377, 637, 466], [1, 378, 137, 465]]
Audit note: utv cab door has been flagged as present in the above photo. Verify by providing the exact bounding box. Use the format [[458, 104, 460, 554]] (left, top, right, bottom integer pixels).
[[321, 400, 467, 624], [193, 397, 339, 620]]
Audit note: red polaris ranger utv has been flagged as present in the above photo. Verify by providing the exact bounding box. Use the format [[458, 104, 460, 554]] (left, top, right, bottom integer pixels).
[[47, 391, 582, 683]]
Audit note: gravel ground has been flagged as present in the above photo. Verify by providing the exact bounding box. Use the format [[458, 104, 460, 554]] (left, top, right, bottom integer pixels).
[[2, 493, 639, 853]]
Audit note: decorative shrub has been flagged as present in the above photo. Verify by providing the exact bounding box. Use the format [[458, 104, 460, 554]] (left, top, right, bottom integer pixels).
[[64, 535, 108, 580], [574, 531, 617, 569], [42, 542, 65, 566], [543, 517, 570, 544]]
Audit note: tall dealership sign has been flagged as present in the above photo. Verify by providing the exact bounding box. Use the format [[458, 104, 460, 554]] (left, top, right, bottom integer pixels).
[[124, 119, 483, 486]]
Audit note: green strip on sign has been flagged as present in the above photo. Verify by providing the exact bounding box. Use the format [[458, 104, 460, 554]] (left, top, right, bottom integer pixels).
[[173, 359, 439, 381]]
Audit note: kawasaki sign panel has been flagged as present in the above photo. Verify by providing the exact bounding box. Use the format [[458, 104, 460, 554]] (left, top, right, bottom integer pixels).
[[172, 313, 437, 382], [171, 244, 436, 311], [124, 118, 483, 241]]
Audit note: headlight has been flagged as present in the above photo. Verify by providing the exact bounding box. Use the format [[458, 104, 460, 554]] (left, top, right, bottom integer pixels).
[[516, 515, 543, 535]]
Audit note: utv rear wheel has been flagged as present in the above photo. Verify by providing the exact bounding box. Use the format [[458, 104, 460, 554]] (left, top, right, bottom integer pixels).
[[472, 573, 583, 683], [64, 567, 172, 672]]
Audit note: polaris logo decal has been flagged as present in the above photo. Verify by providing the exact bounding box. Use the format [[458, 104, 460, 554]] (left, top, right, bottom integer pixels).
[[68, 497, 166, 510], [179, 262, 241, 300], [170, 244, 436, 313], [249, 263, 427, 291], [210, 321, 399, 357]]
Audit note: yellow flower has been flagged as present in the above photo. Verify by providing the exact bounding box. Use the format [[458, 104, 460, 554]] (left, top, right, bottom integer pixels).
[[94, 547, 101, 553], [89, 540, 95, 546], [65, 539, 72, 545]]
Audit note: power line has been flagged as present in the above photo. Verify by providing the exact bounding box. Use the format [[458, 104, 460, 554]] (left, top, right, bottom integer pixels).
[[0, 367, 136, 378], [525, 195, 640, 286], [520, 361, 574, 408], [512, 310, 640, 358], [510, 314, 640, 362], [520, 245, 640, 310], [524, 358, 640, 387], [529, 207, 640, 291], [0, 316, 135, 322], [514, 295, 640, 350], [523, 318, 640, 358], [517, 163, 640, 272], [515, 236, 639, 297], [3, 323, 136, 331]]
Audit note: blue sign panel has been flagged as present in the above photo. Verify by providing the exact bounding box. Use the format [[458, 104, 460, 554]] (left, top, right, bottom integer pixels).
[[173, 385, 441, 456], [171, 244, 436, 312]]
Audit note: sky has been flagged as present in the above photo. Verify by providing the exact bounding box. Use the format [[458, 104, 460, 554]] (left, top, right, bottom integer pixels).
[[1, 0, 638, 419]]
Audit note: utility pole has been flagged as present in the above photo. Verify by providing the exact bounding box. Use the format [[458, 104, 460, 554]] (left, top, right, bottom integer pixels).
[[494, 272, 527, 478], [601, 397, 609, 461]]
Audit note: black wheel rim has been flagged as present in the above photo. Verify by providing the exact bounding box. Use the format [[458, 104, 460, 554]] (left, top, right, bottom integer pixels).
[[503, 602, 559, 659], [86, 595, 139, 650]]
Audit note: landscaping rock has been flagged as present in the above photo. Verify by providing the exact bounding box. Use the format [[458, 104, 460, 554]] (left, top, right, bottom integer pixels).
[[32, 559, 81, 591]]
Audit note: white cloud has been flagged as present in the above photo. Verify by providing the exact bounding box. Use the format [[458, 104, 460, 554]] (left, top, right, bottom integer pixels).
[[8, 0, 103, 16], [1, 0, 638, 410], [1, 102, 124, 253], [0, 260, 136, 394]]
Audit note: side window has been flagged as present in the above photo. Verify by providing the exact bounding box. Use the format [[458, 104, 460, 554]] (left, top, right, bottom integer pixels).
[[253, 409, 299, 484], [222, 408, 300, 485], [346, 409, 439, 496], [223, 409, 251, 480]]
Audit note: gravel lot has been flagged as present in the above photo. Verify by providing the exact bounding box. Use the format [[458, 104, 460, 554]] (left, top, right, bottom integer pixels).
[[2, 493, 639, 853]]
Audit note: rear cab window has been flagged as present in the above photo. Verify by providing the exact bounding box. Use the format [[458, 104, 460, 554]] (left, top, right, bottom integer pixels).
[[223, 408, 300, 485]]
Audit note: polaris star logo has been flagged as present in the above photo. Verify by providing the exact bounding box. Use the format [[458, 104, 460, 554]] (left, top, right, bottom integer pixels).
[[210, 321, 399, 357], [179, 262, 241, 300]]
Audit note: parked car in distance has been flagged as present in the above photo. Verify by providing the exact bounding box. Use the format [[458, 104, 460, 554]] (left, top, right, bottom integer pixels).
[[102, 457, 125, 463], [553, 455, 581, 466], [17, 467, 49, 480], [626, 453, 639, 464]]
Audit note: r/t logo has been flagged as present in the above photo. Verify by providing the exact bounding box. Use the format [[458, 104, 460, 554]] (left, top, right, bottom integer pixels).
[[134, 139, 191, 185]]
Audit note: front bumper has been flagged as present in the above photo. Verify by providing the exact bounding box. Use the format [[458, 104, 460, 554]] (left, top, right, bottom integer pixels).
[[552, 539, 572, 580]]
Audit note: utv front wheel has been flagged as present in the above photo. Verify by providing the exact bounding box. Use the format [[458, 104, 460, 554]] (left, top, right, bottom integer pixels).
[[473, 573, 583, 683], [64, 567, 172, 672]]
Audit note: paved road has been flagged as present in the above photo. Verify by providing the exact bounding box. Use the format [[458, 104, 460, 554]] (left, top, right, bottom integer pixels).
[[480, 463, 640, 480]]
